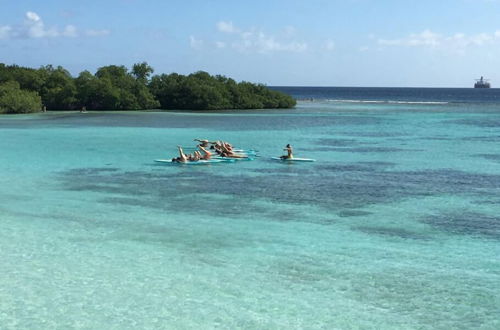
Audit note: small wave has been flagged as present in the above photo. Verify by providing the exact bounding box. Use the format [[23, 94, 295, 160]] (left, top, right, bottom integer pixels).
[[387, 101, 449, 105], [324, 99, 449, 105]]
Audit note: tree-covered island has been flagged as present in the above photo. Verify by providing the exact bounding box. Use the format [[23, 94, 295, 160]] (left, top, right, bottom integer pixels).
[[0, 62, 296, 113]]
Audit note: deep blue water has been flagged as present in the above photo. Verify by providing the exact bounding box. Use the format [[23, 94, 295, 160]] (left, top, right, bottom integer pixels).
[[271, 86, 500, 105]]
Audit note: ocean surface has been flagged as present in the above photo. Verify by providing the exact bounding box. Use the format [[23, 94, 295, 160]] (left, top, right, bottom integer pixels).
[[1, 87, 500, 329]]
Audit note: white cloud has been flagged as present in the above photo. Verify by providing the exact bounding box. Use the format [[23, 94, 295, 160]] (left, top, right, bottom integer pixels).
[[210, 21, 307, 54], [25, 11, 52, 38], [0, 11, 110, 39], [378, 30, 440, 47], [378, 29, 500, 50], [62, 25, 78, 37], [26, 11, 41, 22], [189, 35, 203, 50], [0, 26, 12, 39], [231, 31, 307, 53], [217, 21, 239, 34]]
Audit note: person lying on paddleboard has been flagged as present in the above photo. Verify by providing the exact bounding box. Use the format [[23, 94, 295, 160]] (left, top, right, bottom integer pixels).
[[172, 146, 202, 163], [210, 140, 223, 150], [198, 145, 212, 160], [193, 151, 202, 161], [209, 140, 233, 151], [280, 144, 293, 160], [171, 146, 189, 163], [212, 142, 223, 154], [223, 142, 233, 151], [218, 143, 248, 158]]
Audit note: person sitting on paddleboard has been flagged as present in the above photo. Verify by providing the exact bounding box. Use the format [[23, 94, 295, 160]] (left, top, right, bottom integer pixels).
[[280, 144, 293, 160]]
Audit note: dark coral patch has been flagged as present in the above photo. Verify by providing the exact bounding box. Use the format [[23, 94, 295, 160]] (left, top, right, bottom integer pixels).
[[56, 165, 500, 227], [473, 154, 500, 162], [354, 226, 429, 240], [338, 210, 372, 217], [422, 212, 500, 239]]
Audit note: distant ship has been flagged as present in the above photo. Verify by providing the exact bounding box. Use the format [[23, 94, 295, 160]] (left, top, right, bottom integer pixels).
[[474, 76, 491, 88]]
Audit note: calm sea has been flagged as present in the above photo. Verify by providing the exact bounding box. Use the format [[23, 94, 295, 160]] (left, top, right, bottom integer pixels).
[[272, 86, 500, 105], [1, 87, 499, 329]]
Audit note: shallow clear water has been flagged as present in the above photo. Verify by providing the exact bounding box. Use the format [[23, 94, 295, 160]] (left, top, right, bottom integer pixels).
[[1, 101, 500, 329]]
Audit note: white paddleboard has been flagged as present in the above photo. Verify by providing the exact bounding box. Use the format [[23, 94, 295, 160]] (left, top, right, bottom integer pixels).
[[271, 157, 316, 162], [155, 159, 225, 165], [212, 156, 253, 161]]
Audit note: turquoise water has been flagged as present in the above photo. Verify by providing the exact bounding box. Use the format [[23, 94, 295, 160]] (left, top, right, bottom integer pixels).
[[1, 102, 500, 329]]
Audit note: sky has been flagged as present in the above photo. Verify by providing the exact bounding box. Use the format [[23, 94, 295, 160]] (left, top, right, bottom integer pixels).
[[1, 0, 500, 87]]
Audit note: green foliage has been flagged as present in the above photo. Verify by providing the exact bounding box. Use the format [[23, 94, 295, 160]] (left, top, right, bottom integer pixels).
[[0, 81, 42, 113], [149, 71, 296, 110], [0, 64, 47, 94], [81, 64, 159, 110], [132, 62, 154, 84], [0, 62, 295, 112], [39, 65, 77, 109]]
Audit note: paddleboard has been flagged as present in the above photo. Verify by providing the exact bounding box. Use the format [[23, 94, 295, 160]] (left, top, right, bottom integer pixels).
[[155, 159, 226, 165], [212, 156, 254, 161], [185, 147, 257, 154], [232, 149, 257, 154], [271, 157, 316, 162]]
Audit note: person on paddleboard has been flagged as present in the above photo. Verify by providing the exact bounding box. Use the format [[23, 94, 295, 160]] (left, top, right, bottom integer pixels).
[[198, 145, 212, 160], [218, 143, 248, 158], [194, 139, 217, 148], [172, 146, 189, 163], [280, 144, 293, 160], [192, 150, 202, 161]]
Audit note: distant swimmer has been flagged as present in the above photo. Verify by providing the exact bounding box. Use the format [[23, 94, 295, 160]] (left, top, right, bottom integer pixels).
[[280, 144, 293, 160]]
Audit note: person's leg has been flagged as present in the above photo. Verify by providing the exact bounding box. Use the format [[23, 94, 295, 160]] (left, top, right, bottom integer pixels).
[[178, 146, 188, 162]]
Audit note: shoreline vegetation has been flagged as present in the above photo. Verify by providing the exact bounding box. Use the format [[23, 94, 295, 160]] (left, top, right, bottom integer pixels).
[[0, 62, 296, 114]]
